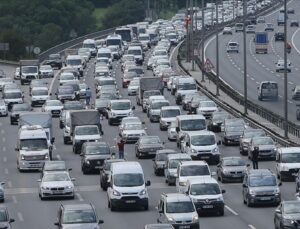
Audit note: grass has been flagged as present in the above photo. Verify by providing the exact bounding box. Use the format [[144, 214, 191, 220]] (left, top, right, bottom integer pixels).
[[92, 8, 109, 29]]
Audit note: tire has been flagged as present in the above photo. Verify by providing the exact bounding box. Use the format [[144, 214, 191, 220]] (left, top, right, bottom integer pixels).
[[110, 201, 116, 211], [82, 167, 87, 175], [63, 138, 68, 144], [219, 208, 224, 216], [143, 202, 149, 211], [10, 119, 14, 125], [246, 198, 252, 207], [108, 119, 113, 126]]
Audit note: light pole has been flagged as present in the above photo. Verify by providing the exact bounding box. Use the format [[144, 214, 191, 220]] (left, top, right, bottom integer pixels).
[[215, 0, 220, 96], [243, 0, 248, 115], [186, 0, 190, 63], [283, 0, 288, 138], [191, 0, 195, 70], [201, 0, 205, 82]]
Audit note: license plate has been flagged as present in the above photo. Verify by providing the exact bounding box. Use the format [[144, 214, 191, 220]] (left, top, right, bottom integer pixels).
[[53, 191, 63, 194], [125, 200, 136, 203], [95, 166, 101, 169], [179, 226, 190, 229], [200, 156, 210, 159], [260, 197, 271, 200], [202, 205, 214, 209], [231, 174, 241, 177]]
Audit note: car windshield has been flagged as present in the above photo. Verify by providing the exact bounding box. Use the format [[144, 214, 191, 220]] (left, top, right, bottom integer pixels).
[[141, 137, 161, 144], [4, 92, 22, 99], [129, 81, 139, 86], [249, 175, 276, 187], [124, 123, 143, 130], [46, 100, 62, 106], [180, 165, 210, 176], [178, 83, 196, 90], [44, 162, 66, 171], [162, 109, 180, 117], [86, 145, 110, 155], [284, 202, 300, 214], [13, 104, 29, 111], [154, 51, 167, 56], [223, 158, 246, 166], [244, 131, 265, 138], [144, 91, 161, 98], [181, 119, 206, 131], [32, 90, 48, 96], [191, 135, 215, 146], [59, 89, 74, 94], [62, 210, 96, 224], [0, 210, 8, 222], [43, 173, 70, 182], [98, 53, 111, 58], [252, 137, 274, 145], [75, 126, 99, 135], [49, 54, 60, 60], [111, 101, 130, 110], [128, 49, 142, 55], [114, 173, 144, 187], [61, 74, 74, 80], [200, 101, 216, 108], [22, 66, 37, 73], [67, 59, 81, 65], [190, 183, 221, 195], [20, 139, 48, 150], [166, 201, 194, 213], [226, 126, 244, 132], [152, 101, 169, 109], [83, 43, 96, 49], [128, 68, 143, 75], [281, 153, 300, 163]]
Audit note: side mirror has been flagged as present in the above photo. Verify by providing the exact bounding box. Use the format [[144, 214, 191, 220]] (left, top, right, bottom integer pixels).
[[242, 184, 247, 188], [158, 209, 163, 213], [51, 137, 55, 144], [98, 220, 104, 224], [257, 86, 259, 90], [246, 164, 250, 167], [217, 140, 221, 145], [54, 222, 59, 226], [37, 179, 42, 182], [15, 147, 19, 151], [176, 127, 180, 132], [71, 178, 76, 181], [278, 182, 282, 186], [49, 93, 52, 96], [132, 106, 136, 110], [185, 142, 189, 147], [146, 180, 151, 186], [68, 168, 72, 171], [0, 182, 5, 185], [80, 153, 84, 157], [9, 219, 15, 223], [222, 189, 226, 194]]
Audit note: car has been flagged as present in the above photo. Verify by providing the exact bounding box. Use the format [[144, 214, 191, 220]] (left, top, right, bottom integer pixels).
[[148, 99, 170, 122], [56, 85, 76, 102], [181, 93, 199, 111], [54, 203, 104, 228], [167, 121, 177, 141], [0, 78, 13, 91], [186, 177, 225, 216], [222, 26, 232, 35], [120, 121, 147, 143], [248, 136, 277, 160], [135, 135, 164, 158], [276, 59, 291, 72], [59, 101, 84, 128], [239, 128, 266, 155], [257, 16, 265, 23], [159, 106, 181, 130], [30, 86, 49, 107], [287, 8, 295, 14], [38, 171, 75, 200], [222, 125, 245, 146], [275, 32, 285, 41], [207, 111, 232, 132], [264, 23, 274, 31], [217, 157, 249, 183], [0, 100, 8, 117], [14, 67, 20, 80], [226, 41, 239, 53], [127, 78, 140, 96], [0, 182, 5, 202], [122, 72, 138, 88], [10, 103, 31, 124], [80, 142, 111, 174], [45, 53, 62, 69], [42, 100, 63, 117], [39, 65, 54, 78], [274, 201, 300, 229], [79, 83, 88, 98], [292, 85, 300, 100], [0, 206, 15, 228], [196, 100, 218, 118], [100, 159, 125, 191], [29, 79, 48, 94], [242, 169, 281, 207], [41, 161, 69, 178], [145, 224, 174, 229], [291, 20, 299, 27], [157, 193, 199, 229], [153, 149, 177, 176], [246, 25, 256, 33], [59, 72, 77, 86]]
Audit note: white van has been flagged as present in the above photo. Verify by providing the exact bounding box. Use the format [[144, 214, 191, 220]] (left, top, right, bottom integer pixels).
[[159, 106, 181, 130], [276, 147, 300, 181], [127, 46, 143, 65], [65, 55, 83, 76], [257, 81, 278, 101], [175, 77, 198, 105], [97, 48, 112, 62], [107, 99, 135, 125], [107, 161, 150, 211], [82, 39, 97, 57]]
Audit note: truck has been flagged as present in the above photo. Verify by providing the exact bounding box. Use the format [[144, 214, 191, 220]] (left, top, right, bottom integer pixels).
[[255, 32, 268, 54], [70, 110, 103, 154], [16, 125, 52, 171], [19, 60, 40, 85], [277, 13, 285, 26], [136, 77, 164, 106], [19, 112, 54, 158]]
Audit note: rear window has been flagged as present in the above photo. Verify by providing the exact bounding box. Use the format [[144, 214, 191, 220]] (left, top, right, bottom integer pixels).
[[261, 83, 277, 89]]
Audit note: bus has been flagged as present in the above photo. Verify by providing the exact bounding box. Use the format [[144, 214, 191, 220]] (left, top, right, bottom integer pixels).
[[106, 34, 122, 48], [115, 27, 133, 43]]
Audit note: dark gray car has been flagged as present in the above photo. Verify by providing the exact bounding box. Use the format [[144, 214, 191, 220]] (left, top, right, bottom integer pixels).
[[0, 182, 4, 202], [135, 136, 164, 159], [274, 201, 300, 229], [153, 149, 177, 176], [0, 206, 15, 228], [207, 111, 231, 132], [222, 125, 245, 146], [10, 103, 31, 125]]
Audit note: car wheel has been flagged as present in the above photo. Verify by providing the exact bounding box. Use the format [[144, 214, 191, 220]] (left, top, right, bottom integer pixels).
[[246, 198, 252, 207], [219, 208, 224, 216], [82, 166, 87, 174], [108, 119, 113, 126], [136, 149, 140, 159], [143, 202, 149, 211], [110, 201, 116, 211]]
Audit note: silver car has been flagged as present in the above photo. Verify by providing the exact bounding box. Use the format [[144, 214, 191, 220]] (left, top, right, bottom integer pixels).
[[217, 157, 249, 182], [120, 122, 147, 143], [0, 100, 8, 116], [0, 182, 5, 202], [248, 136, 277, 160], [38, 171, 75, 200], [239, 129, 266, 155]]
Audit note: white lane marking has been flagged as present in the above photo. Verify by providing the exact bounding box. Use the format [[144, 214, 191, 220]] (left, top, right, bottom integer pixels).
[[7, 181, 12, 188], [12, 195, 17, 204], [76, 193, 84, 202], [288, 100, 293, 104], [251, 77, 255, 81], [56, 154, 61, 160], [0, 129, 4, 134], [3, 157, 7, 162], [4, 168, 8, 174], [225, 205, 239, 215], [2, 146, 6, 152], [279, 95, 283, 98], [291, 28, 300, 55], [248, 225, 256, 229], [17, 212, 24, 222], [2, 137, 5, 142], [289, 81, 294, 85]]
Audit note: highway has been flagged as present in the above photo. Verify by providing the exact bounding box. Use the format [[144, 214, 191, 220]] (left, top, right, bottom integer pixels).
[[205, 0, 300, 123], [0, 40, 298, 229]]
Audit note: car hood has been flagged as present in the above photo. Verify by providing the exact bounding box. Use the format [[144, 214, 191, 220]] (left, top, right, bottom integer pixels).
[[74, 135, 101, 141], [198, 107, 218, 112], [225, 131, 244, 136], [161, 117, 176, 122], [191, 144, 217, 151], [85, 154, 110, 160], [177, 89, 197, 96], [112, 109, 131, 115], [250, 186, 278, 193], [283, 213, 300, 220], [180, 175, 211, 183], [20, 149, 49, 155], [113, 185, 145, 193], [192, 193, 223, 200], [0, 222, 10, 229], [45, 106, 63, 110], [62, 223, 99, 229], [256, 144, 276, 150], [167, 212, 195, 221], [32, 95, 49, 100], [12, 110, 29, 115], [223, 165, 247, 172], [42, 181, 73, 188], [123, 130, 146, 135], [149, 109, 160, 115], [139, 143, 163, 149]]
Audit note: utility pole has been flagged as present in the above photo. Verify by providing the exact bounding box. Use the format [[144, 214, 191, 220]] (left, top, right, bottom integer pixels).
[[191, 0, 195, 70], [243, 0, 248, 115], [283, 0, 288, 138], [201, 0, 205, 82], [186, 0, 190, 62], [215, 0, 220, 96], [232, 0, 235, 20]]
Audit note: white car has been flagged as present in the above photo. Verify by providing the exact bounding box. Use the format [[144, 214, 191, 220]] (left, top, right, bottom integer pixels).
[[42, 100, 63, 117], [226, 42, 239, 53], [59, 72, 76, 86], [127, 79, 140, 96], [31, 87, 50, 107], [276, 59, 291, 72], [38, 171, 75, 200], [39, 65, 54, 78], [197, 100, 218, 118], [0, 100, 8, 116], [118, 116, 141, 134], [14, 67, 20, 80], [120, 122, 147, 143], [223, 27, 232, 35], [167, 121, 177, 141]]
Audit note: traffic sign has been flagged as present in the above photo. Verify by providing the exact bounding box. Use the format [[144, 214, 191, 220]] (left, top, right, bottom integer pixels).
[[33, 47, 41, 55], [204, 58, 214, 72]]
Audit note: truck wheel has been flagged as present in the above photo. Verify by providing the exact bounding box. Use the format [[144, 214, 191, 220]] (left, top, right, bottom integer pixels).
[[143, 202, 149, 210], [108, 119, 113, 125]]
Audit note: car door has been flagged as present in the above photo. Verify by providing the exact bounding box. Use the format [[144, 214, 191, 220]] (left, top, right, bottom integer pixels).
[[274, 204, 283, 228], [157, 199, 164, 223], [242, 174, 249, 201], [217, 159, 223, 178], [275, 152, 281, 176]]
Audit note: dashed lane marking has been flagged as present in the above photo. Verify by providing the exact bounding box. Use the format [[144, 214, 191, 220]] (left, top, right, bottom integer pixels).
[[17, 212, 24, 222], [4, 168, 8, 174], [76, 193, 84, 202], [248, 225, 256, 229], [225, 205, 239, 216], [12, 195, 17, 204]]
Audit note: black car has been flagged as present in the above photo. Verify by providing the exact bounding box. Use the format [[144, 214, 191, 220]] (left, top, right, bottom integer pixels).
[[59, 101, 84, 128], [291, 20, 299, 27], [275, 32, 285, 41], [274, 201, 300, 229], [10, 103, 31, 125], [94, 98, 109, 117], [45, 53, 62, 69], [100, 159, 125, 191], [287, 8, 295, 14], [222, 125, 245, 146], [80, 142, 111, 174], [153, 149, 177, 176], [135, 136, 164, 159], [207, 111, 231, 132], [0, 206, 15, 228], [249, 16, 257, 24]]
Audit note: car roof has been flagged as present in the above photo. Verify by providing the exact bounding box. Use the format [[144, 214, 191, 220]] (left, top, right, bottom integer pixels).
[[247, 169, 273, 176], [187, 130, 215, 137], [62, 203, 94, 211], [278, 147, 300, 154], [180, 160, 209, 166], [111, 161, 143, 174], [167, 153, 191, 160], [187, 176, 218, 185], [163, 193, 192, 202], [176, 114, 205, 120], [161, 105, 180, 110]]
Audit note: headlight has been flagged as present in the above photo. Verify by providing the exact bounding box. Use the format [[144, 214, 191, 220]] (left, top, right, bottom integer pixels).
[[274, 188, 280, 194], [111, 112, 116, 117], [128, 111, 133, 116], [41, 186, 49, 190], [85, 160, 90, 165], [191, 149, 197, 154], [45, 154, 49, 159], [179, 181, 186, 186], [167, 217, 175, 223], [113, 190, 121, 196], [283, 218, 295, 226], [216, 196, 224, 202], [212, 147, 219, 154], [192, 215, 199, 223], [222, 169, 229, 174], [20, 154, 25, 160], [249, 189, 256, 195], [66, 186, 73, 190], [139, 189, 147, 195]]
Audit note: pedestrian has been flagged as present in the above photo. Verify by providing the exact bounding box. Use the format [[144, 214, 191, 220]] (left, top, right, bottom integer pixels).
[[252, 146, 259, 169], [85, 87, 92, 106], [117, 138, 125, 159]]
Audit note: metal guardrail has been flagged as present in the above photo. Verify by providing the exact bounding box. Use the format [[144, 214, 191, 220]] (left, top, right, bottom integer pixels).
[[177, 0, 300, 146]]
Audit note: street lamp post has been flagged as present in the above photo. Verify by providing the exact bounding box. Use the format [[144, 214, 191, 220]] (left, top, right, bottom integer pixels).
[[201, 0, 205, 82], [215, 0, 220, 96], [243, 0, 248, 115], [283, 0, 288, 138]]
